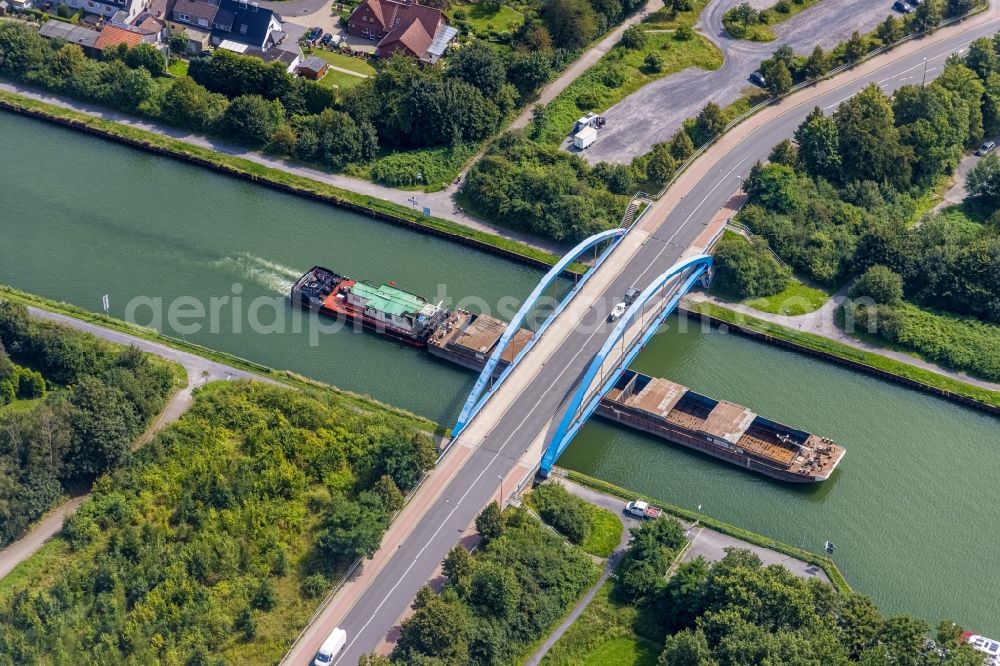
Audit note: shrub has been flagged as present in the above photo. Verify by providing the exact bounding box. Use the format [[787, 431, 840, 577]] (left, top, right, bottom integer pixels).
[[576, 90, 599, 110], [0, 380, 13, 406], [602, 65, 627, 87], [302, 573, 329, 598], [713, 234, 791, 298], [532, 483, 590, 545], [674, 24, 694, 40], [850, 265, 904, 305], [644, 52, 664, 73], [620, 25, 647, 49], [56, 4, 71, 17]]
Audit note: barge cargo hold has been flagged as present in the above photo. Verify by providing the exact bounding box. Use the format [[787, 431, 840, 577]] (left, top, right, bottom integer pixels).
[[291, 266, 447, 347], [428, 309, 534, 374], [597, 369, 845, 482]]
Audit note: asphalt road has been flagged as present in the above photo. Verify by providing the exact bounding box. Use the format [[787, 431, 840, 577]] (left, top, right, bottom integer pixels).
[[584, 0, 896, 163], [311, 11, 1000, 664]]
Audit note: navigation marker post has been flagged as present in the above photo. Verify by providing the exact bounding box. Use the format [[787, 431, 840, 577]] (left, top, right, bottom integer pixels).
[[102, 294, 110, 316]]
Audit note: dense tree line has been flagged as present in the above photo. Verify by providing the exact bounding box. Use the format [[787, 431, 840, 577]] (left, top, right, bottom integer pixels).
[[0, 381, 436, 663], [652, 549, 984, 665], [531, 482, 592, 544], [712, 232, 791, 298], [0, 301, 174, 548], [370, 503, 598, 666]]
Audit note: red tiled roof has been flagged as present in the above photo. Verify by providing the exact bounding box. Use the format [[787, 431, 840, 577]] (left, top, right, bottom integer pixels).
[[95, 25, 144, 49], [351, 0, 442, 40], [378, 17, 431, 58]]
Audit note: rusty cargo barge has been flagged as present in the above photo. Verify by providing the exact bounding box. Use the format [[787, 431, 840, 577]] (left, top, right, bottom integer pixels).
[[292, 267, 844, 483], [597, 369, 845, 482]]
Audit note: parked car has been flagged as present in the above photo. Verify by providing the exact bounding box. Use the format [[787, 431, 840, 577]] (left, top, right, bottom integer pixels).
[[307, 26, 322, 42], [623, 287, 641, 305], [893, 1, 913, 13], [976, 140, 996, 156], [320, 32, 333, 45], [607, 302, 627, 322], [749, 70, 767, 87]]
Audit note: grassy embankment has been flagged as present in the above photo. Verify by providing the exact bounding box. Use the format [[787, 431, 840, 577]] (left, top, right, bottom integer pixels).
[[723, 0, 824, 42], [0, 88, 570, 271], [741, 279, 830, 315], [535, 0, 722, 144], [687, 300, 1000, 410], [524, 484, 624, 558]]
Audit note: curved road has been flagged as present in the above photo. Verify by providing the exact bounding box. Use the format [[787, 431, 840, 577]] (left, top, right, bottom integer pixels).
[[287, 8, 1000, 665], [585, 0, 896, 163]]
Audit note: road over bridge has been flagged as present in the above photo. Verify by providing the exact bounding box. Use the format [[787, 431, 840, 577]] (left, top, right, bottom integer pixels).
[[284, 9, 1000, 663]]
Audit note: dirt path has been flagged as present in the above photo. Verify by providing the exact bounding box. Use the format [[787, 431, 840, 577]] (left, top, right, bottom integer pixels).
[[0, 307, 273, 582], [687, 291, 1000, 392]]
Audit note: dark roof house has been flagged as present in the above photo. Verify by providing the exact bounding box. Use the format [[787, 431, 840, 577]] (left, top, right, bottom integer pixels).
[[211, 0, 284, 50], [347, 0, 455, 62], [171, 0, 219, 29]]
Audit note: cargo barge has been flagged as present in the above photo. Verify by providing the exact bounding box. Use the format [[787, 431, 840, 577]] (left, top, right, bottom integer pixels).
[[428, 309, 534, 374], [596, 369, 844, 482]]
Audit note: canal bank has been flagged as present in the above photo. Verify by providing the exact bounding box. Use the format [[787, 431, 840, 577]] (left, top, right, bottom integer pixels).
[[3, 111, 999, 635]]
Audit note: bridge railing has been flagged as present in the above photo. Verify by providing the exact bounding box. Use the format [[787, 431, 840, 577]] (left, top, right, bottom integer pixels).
[[540, 255, 714, 475]]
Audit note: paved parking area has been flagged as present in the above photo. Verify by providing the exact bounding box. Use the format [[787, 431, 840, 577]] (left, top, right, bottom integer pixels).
[[584, 0, 895, 164]]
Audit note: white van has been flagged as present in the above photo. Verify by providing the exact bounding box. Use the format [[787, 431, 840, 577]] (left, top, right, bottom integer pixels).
[[313, 627, 347, 665]]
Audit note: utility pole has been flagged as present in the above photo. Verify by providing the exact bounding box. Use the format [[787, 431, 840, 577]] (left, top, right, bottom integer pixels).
[[497, 474, 504, 506], [921, 57, 928, 87]]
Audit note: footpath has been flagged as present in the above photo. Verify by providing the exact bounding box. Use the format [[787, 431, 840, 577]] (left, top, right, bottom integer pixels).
[[0, 306, 267, 582]]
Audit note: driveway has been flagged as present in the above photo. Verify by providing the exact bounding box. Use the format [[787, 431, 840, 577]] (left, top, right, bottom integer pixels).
[[585, 0, 895, 163]]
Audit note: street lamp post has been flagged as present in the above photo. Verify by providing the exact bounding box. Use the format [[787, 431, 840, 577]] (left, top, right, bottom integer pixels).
[[497, 474, 504, 506], [921, 58, 929, 87]]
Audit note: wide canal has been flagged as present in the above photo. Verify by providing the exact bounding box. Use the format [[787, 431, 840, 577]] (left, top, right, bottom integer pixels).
[[2, 112, 998, 634]]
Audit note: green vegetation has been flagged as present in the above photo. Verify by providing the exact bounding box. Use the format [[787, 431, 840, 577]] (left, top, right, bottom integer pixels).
[[305, 50, 374, 91], [0, 89, 567, 269], [744, 279, 830, 315], [376, 503, 600, 665], [0, 381, 437, 664], [533, 0, 722, 145], [528, 482, 623, 557], [166, 58, 189, 77], [0, 300, 179, 548], [711, 232, 791, 299], [723, 0, 823, 42], [687, 300, 1000, 409], [447, 1, 525, 36]]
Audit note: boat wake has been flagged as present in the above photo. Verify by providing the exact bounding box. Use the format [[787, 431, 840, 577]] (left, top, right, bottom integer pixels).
[[214, 253, 303, 294]]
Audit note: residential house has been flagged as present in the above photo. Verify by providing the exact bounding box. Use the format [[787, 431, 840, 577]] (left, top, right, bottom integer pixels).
[[37, 20, 102, 55], [62, 0, 148, 25], [217, 40, 300, 73], [210, 0, 284, 51], [94, 23, 151, 49], [167, 0, 218, 52], [346, 0, 455, 63]]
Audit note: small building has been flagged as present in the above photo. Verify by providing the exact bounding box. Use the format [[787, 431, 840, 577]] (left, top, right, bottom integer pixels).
[[8, 0, 32, 10], [37, 20, 102, 55], [297, 55, 328, 80], [0, 2, 10, 17], [61, 0, 147, 26], [347, 0, 454, 63], [168, 0, 218, 35]]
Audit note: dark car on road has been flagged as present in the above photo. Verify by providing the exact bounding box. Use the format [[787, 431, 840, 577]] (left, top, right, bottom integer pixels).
[[623, 287, 641, 305], [893, 1, 913, 12], [307, 26, 323, 42], [749, 70, 767, 87]]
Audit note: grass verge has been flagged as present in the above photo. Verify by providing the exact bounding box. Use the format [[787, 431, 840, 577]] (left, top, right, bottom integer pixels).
[[539, 581, 661, 666], [685, 300, 1000, 411], [560, 468, 852, 594], [582, 504, 624, 558], [725, 0, 824, 42], [743, 279, 830, 315], [0, 88, 570, 271]]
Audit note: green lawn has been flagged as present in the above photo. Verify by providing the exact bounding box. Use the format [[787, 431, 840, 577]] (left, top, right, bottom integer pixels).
[[743, 279, 831, 315], [306, 50, 375, 90], [167, 59, 189, 77], [540, 581, 663, 666], [725, 0, 825, 42], [581, 504, 624, 558], [537, 0, 722, 143], [447, 2, 524, 35]]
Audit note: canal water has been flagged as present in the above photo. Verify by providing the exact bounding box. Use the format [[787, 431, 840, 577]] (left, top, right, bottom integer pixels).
[[2, 112, 998, 634]]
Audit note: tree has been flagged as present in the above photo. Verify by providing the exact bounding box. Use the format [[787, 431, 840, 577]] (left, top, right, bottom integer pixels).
[[442, 545, 474, 583], [543, 0, 598, 49], [659, 629, 717, 666], [947, 0, 977, 16], [393, 591, 470, 663], [768, 139, 798, 167], [670, 130, 695, 160], [850, 265, 904, 305], [314, 496, 386, 568], [218, 94, 284, 146], [913, 0, 943, 32], [160, 76, 228, 131], [936, 63, 986, 144], [376, 432, 436, 491], [125, 43, 166, 77], [470, 561, 520, 617], [67, 376, 139, 479], [712, 235, 790, 298], [966, 152, 1000, 207], [966, 37, 997, 80], [725, 3, 759, 28], [169, 31, 189, 54], [448, 40, 506, 98], [475, 502, 504, 541], [506, 51, 551, 99], [844, 31, 867, 63], [646, 145, 677, 185], [804, 46, 829, 79], [763, 58, 792, 95], [621, 25, 647, 49], [877, 15, 902, 44], [794, 107, 840, 181], [834, 84, 912, 189], [689, 102, 727, 146], [373, 475, 404, 514]]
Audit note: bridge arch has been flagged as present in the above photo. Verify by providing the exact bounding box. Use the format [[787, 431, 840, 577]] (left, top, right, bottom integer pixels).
[[452, 227, 627, 438], [539, 254, 713, 475]]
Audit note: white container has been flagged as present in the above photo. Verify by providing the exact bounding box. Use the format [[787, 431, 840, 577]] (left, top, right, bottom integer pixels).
[[573, 126, 597, 150]]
